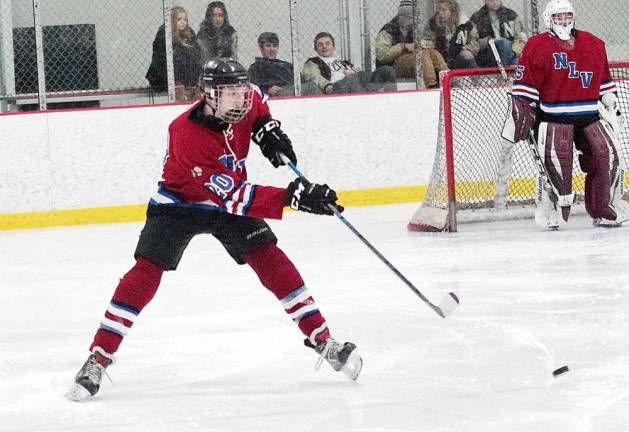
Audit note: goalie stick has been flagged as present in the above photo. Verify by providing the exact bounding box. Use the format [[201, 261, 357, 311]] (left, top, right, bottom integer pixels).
[[280, 154, 460, 319], [489, 39, 560, 206]]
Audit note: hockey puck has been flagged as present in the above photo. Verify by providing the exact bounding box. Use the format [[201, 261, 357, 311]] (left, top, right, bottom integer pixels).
[[552, 365, 569, 377]]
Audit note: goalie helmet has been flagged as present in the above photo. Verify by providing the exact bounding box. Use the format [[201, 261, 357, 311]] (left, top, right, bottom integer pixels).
[[199, 58, 253, 123], [543, 0, 575, 41]]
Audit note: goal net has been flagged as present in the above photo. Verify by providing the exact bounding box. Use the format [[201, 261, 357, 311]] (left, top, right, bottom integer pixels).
[[408, 62, 629, 232]]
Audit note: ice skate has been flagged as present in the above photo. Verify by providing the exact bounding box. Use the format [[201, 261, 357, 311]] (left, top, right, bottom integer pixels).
[[534, 199, 562, 230], [308, 337, 363, 381], [65, 349, 113, 402], [592, 217, 623, 228]]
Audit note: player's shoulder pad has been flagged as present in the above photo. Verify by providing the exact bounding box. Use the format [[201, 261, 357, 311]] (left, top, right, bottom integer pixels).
[[576, 30, 605, 47], [250, 83, 269, 104]]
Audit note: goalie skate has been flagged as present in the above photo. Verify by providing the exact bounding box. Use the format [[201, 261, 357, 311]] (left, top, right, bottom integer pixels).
[[65, 349, 112, 402], [592, 217, 624, 228], [310, 337, 363, 381]]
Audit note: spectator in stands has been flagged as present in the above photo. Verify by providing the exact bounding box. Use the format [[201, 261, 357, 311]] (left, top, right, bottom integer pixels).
[[470, 0, 527, 67], [146, 6, 201, 101], [302, 32, 396, 95], [249, 32, 293, 96], [423, 0, 480, 69], [197, 1, 238, 62], [375, 0, 449, 88]]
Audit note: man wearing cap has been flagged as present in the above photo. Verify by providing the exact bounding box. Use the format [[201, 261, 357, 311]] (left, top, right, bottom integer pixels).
[[375, 0, 448, 88]]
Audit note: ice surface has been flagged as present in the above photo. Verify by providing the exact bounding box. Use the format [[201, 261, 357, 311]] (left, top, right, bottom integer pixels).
[[1, 203, 628, 432]]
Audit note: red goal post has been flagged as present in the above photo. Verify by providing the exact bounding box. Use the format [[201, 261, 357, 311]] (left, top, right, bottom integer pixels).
[[408, 62, 629, 232]]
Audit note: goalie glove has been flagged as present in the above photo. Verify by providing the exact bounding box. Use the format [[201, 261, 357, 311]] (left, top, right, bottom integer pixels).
[[502, 95, 536, 143], [599, 94, 625, 135], [284, 177, 344, 216], [252, 117, 297, 168]]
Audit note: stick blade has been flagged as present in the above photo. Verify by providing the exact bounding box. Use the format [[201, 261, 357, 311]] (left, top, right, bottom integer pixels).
[[438, 292, 460, 318]]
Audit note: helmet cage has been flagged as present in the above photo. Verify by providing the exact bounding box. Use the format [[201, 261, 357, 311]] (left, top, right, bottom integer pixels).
[[199, 58, 253, 123], [202, 83, 253, 124], [543, 0, 575, 41]]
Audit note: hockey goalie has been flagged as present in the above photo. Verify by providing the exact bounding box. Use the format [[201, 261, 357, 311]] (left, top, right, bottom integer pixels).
[[502, 0, 629, 229]]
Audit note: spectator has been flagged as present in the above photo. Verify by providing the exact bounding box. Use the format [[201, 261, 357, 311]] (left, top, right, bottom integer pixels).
[[375, 0, 449, 88], [423, 0, 480, 69], [197, 1, 237, 62], [249, 32, 292, 96], [145, 6, 201, 101], [302, 32, 396, 95], [471, 0, 527, 67]]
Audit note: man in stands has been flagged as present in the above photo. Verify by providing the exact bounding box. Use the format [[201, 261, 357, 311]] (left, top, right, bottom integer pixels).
[[471, 0, 527, 67], [375, 0, 449, 88], [249, 32, 295, 96], [302, 32, 396, 94], [502, 0, 628, 229], [66, 58, 362, 401]]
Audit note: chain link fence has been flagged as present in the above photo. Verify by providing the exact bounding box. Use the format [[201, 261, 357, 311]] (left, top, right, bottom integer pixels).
[[1, 0, 629, 112]]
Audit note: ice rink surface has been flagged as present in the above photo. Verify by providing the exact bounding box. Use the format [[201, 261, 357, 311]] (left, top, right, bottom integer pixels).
[[2, 203, 629, 432]]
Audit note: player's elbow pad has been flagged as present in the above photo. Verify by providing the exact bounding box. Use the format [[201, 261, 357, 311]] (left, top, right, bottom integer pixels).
[[502, 95, 536, 143]]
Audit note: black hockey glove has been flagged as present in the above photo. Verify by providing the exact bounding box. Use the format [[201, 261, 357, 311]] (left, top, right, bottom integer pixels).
[[284, 178, 344, 216], [252, 117, 297, 168]]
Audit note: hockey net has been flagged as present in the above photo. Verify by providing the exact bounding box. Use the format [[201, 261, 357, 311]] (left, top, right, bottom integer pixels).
[[409, 62, 629, 232]]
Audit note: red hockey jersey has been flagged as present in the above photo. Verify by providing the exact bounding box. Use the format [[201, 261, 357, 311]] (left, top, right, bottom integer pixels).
[[511, 30, 616, 123], [149, 89, 287, 220]]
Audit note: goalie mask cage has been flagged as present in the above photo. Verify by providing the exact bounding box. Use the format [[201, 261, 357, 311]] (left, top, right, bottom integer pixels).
[[409, 62, 629, 232]]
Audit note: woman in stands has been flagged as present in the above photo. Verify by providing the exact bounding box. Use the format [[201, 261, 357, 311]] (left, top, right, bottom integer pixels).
[[146, 6, 201, 101], [423, 0, 480, 69], [196, 1, 238, 63]]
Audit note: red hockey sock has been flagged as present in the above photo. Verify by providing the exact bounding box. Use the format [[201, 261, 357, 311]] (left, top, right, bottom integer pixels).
[[244, 243, 329, 345], [89, 257, 164, 356]]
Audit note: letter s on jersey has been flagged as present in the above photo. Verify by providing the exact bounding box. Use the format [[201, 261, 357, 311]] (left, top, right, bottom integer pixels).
[[514, 65, 525, 80]]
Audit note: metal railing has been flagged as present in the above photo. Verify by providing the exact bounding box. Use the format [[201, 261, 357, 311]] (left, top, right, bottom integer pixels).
[[1, 0, 628, 112]]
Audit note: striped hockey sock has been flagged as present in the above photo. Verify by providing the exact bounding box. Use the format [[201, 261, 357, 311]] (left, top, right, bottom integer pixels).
[[90, 257, 163, 355]]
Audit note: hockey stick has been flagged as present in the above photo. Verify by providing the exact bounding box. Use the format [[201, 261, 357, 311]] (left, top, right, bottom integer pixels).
[[489, 39, 559, 205], [281, 155, 460, 318]]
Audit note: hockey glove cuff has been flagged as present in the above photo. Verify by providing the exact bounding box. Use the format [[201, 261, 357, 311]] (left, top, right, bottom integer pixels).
[[252, 117, 297, 168], [284, 178, 344, 216]]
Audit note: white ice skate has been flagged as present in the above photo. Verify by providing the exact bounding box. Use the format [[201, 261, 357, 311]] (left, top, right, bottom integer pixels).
[[313, 338, 363, 381]]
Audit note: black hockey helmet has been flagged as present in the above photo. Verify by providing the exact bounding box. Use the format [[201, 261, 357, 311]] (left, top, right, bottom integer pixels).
[[199, 58, 253, 123], [199, 58, 249, 89]]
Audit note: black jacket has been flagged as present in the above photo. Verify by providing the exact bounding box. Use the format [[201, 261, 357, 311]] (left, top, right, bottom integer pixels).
[[146, 25, 201, 91], [248, 57, 294, 92], [196, 22, 237, 61], [470, 5, 519, 41], [425, 15, 478, 63]]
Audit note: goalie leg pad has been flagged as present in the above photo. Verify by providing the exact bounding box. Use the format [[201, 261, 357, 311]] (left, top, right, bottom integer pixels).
[[534, 174, 563, 229], [575, 121, 618, 220], [539, 122, 575, 209]]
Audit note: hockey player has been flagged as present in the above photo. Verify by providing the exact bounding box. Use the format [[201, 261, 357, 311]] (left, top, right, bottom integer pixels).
[[66, 58, 363, 401], [502, 0, 628, 229]]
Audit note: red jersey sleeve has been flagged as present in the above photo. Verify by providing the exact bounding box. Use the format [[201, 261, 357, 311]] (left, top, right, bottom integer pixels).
[[511, 36, 544, 104], [599, 41, 617, 98]]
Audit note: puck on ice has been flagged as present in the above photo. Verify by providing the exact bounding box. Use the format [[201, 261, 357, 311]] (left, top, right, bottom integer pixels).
[[552, 365, 569, 377]]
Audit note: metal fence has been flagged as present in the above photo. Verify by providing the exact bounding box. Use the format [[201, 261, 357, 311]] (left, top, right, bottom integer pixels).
[[1, 0, 628, 112]]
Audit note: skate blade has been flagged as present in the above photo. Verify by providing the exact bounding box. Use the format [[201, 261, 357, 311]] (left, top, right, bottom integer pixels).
[[593, 219, 623, 228], [341, 349, 363, 381], [65, 383, 93, 402]]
